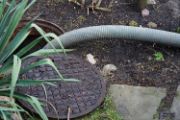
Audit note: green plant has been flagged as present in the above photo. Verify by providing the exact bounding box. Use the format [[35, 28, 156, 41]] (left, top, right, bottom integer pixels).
[[0, 0, 76, 120], [177, 27, 180, 33], [153, 52, 164, 61], [129, 20, 138, 27], [78, 95, 122, 120]]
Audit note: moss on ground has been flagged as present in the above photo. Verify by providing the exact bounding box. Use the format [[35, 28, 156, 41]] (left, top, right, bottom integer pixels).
[[77, 95, 123, 120]]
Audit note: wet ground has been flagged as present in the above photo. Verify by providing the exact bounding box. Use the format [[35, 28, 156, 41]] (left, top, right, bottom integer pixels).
[[25, 0, 180, 119]]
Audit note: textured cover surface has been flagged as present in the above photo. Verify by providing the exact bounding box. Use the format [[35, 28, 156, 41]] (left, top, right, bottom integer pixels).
[[17, 54, 106, 119]]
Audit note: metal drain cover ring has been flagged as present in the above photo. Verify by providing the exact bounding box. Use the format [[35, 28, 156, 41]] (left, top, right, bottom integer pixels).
[[17, 54, 106, 119]]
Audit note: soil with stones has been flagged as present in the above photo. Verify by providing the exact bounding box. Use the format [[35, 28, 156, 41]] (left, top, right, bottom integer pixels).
[[25, 0, 180, 119]]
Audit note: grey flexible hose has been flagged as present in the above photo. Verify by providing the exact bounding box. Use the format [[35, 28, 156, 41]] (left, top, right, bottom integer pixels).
[[44, 25, 180, 48]]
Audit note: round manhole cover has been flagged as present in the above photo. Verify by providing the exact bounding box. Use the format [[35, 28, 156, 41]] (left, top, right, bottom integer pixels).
[[17, 54, 106, 119]]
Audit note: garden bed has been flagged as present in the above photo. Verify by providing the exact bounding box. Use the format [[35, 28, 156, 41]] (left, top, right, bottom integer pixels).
[[25, 0, 180, 119]]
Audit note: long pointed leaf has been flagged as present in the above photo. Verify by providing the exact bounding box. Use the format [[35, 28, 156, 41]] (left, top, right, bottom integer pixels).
[[10, 55, 21, 98], [0, 29, 30, 63], [21, 58, 63, 79], [16, 79, 61, 86], [0, 0, 6, 19], [0, 92, 47, 120], [0, 110, 8, 120], [0, 0, 28, 56], [25, 49, 74, 58], [31, 24, 57, 50], [0, 107, 23, 112], [0, 0, 16, 35]]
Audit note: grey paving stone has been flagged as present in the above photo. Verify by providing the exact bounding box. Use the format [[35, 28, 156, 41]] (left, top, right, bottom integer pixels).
[[110, 84, 166, 120]]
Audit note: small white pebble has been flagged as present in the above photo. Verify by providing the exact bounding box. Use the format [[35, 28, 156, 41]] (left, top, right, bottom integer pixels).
[[86, 54, 96, 65], [141, 8, 150, 17], [148, 56, 153, 61], [147, 22, 157, 28], [114, 1, 118, 4]]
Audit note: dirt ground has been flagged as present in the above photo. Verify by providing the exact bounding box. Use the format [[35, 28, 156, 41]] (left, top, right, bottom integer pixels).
[[25, 0, 180, 119]]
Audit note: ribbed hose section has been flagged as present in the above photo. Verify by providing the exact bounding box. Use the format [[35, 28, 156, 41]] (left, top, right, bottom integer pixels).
[[44, 25, 180, 49]]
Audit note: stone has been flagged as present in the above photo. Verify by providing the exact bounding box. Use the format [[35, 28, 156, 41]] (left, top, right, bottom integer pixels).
[[147, 22, 157, 28], [141, 8, 150, 17], [86, 53, 96, 65], [109, 84, 167, 120], [102, 64, 117, 76], [170, 86, 180, 120]]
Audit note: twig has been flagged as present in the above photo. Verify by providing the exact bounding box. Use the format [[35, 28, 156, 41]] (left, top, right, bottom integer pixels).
[[67, 107, 71, 120]]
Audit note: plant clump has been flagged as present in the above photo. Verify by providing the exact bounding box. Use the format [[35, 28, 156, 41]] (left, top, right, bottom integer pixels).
[[154, 52, 164, 61], [129, 20, 139, 27], [0, 0, 74, 119]]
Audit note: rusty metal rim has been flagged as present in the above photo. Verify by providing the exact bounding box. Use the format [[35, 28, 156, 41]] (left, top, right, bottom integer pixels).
[[15, 19, 64, 35]]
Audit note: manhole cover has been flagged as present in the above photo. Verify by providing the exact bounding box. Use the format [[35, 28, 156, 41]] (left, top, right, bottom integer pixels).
[[17, 54, 106, 119]]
